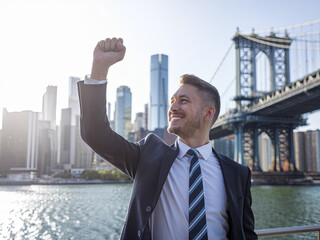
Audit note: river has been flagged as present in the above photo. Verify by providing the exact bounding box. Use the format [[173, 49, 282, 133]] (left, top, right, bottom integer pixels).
[[0, 184, 319, 240]]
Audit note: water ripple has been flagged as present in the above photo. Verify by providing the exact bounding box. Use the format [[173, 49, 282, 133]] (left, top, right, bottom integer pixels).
[[0, 184, 319, 239]]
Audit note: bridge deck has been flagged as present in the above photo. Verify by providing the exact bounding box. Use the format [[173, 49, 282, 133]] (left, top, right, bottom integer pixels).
[[210, 70, 320, 139], [244, 69, 320, 117]]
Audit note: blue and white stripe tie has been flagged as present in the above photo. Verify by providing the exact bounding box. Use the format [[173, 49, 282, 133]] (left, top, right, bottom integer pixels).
[[188, 149, 208, 240]]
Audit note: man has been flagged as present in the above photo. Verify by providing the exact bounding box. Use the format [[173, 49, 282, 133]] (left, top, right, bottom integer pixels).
[[78, 37, 257, 240]]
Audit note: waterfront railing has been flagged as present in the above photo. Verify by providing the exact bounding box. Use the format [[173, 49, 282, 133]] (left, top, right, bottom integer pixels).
[[256, 225, 320, 239]]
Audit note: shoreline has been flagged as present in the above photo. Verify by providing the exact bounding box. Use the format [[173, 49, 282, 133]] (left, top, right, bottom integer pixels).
[[0, 179, 319, 186], [1, 172, 320, 186], [0, 179, 133, 186]]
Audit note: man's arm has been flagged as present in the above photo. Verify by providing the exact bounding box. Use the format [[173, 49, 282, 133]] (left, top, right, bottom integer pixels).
[[79, 38, 140, 179]]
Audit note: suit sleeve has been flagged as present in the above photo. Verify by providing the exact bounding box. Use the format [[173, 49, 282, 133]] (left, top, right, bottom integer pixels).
[[77, 81, 140, 179], [243, 168, 258, 240]]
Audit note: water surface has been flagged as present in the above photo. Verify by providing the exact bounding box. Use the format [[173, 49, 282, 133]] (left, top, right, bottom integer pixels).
[[0, 184, 319, 239]]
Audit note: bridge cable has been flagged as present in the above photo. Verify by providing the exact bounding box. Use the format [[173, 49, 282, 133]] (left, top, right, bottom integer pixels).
[[238, 33, 320, 51], [209, 43, 234, 84], [240, 19, 320, 35], [220, 77, 236, 99]]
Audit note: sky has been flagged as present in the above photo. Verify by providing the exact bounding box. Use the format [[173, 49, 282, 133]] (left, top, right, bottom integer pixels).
[[0, 0, 319, 131]]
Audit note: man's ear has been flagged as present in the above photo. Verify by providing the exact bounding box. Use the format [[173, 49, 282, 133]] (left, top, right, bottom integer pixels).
[[205, 106, 215, 122]]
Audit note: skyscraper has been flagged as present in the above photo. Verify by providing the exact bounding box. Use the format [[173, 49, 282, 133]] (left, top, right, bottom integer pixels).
[[0, 109, 38, 178], [75, 115, 93, 169], [41, 86, 58, 173], [59, 108, 72, 168], [42, 86, 57, 129], [37, 120, 56, 176], [68, 76, 80, 126], [115, 86, 132, 139], [149, 54, 168, 131]]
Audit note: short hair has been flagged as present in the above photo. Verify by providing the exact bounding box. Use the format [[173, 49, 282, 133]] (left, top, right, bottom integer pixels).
[[179, 74, 220, 126]]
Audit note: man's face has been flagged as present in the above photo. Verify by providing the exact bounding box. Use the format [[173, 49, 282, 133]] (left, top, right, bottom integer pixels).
[[167, 84, 205, 139]]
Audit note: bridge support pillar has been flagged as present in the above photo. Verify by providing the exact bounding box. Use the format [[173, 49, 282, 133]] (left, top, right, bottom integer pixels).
[[288, 128, 297, 171], [253, 127, 262, 171], [275, 128, 284, 172], [234, 123, 244, 165]]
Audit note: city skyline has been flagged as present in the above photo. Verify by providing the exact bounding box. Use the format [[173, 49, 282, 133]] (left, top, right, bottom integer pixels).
[[1, 1, 320, 131]]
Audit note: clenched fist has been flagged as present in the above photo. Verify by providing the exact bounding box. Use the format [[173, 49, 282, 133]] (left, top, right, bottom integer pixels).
[[91, 37, 126, 80]]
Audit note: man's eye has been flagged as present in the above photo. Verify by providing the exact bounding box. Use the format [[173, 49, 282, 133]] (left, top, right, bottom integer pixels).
[[181, 99, 188, 103]]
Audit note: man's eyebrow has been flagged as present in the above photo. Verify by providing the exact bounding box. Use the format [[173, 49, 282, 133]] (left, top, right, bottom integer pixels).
[[178, 94, 191, 99], [170, 94, 191, 101]]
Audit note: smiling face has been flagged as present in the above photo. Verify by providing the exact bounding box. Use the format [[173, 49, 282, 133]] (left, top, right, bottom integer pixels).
[[167, 84, 208, 140]]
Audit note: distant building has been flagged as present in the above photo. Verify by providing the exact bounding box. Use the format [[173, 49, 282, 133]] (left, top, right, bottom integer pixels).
[[0, 109, 38, 179], [68, 76, 80, 126], [67, 77, 82, 169], [93, 153, 116, 170], [75, 116, 93, 169], [149, 54, 168, 131], [294, 131, 306, 171], [42, 85, 57, 129], [294, 130, 320, 172], [41, 86, 58, 172], [213, 135, 234, 160], [133, 112, 144, 142], [314, 130, 320, 172], [304, 131, 314, 172], [59, 108, 72, 169], [37, 120, 56, 176], [115, 86, 132, 139], [259, 132, 272, 172], [143, 103, 148, 130]]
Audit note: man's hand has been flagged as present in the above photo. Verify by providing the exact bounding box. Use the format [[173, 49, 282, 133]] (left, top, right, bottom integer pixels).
[[90, 37, 126, 80]]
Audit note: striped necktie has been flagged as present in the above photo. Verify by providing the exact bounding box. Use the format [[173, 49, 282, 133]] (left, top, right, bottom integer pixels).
[[188, 148, 208, 240]]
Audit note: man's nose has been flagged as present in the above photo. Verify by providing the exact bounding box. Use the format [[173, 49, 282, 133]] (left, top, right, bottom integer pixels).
[[169, 101, 178, 112]]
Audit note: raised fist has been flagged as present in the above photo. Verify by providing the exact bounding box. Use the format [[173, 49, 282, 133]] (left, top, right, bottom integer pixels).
[[91, 37, 126, 80]]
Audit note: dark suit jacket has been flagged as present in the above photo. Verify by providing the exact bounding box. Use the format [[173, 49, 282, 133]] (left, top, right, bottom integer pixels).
[[78, 81, 257, 240]]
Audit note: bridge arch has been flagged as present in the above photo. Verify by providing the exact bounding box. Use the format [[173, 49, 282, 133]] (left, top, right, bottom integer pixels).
[[255, 50, 272, 94]]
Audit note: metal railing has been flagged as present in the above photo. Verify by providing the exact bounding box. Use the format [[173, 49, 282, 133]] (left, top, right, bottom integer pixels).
[[256, 225, 320, 239]]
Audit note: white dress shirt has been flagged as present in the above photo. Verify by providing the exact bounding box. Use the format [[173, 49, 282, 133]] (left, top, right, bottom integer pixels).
[[149, 140, 229, 240], [84, 79, 229, 239]]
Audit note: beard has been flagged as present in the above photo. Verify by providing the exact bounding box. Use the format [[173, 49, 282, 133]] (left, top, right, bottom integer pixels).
[[168, 110, 202, 139]]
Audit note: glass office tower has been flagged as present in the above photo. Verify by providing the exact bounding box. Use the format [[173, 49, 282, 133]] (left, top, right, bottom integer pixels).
[[115, 86, 132, 139], [149, 54, 168, 131]]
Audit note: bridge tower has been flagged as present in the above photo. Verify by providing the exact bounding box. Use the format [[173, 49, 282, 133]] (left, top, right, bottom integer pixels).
[[231, 31, 297, 171], [233, 29, 292, 110]]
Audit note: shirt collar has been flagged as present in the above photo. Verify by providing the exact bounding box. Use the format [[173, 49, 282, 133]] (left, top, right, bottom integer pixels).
[[177, 139, 212, 160]]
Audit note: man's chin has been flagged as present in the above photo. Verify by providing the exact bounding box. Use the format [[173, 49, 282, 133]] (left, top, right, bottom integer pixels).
[[167, 125, 180, 135]]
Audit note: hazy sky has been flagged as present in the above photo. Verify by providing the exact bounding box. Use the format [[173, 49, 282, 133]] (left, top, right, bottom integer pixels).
[[0, 0, 319, 130]]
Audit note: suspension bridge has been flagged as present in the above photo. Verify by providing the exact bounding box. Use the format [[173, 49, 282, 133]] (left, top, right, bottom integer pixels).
[[209, 19, 320, 172]]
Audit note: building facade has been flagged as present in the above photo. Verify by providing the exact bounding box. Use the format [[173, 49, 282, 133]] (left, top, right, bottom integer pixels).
[[149, 54, 168, 131], [68, 76, 80, 126], [59, 108, 72, 169], [115, 86, 132, 139], [42, 85, 57, 129], [0, 109, 38, 178], [41, 86, 58, 172], [37, 120, 56, 176], [294, 130, 320, 172], [75, 115, 93, 169]]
